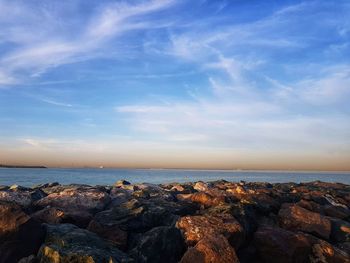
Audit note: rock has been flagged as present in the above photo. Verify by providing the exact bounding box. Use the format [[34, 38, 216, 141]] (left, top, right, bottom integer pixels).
[[278, 204, 331, 240], [33, 182, 59, 189], [176, 213, 244, 249], [227, 185, 248, 195], [31, 207, 92, 228], [324, 204, 350, 220], [180, 234, 239, 263], [242, 193, 280, 214], [0, 190, 33, 207], [297, 199, 323, 214], [87, 219, 128, 250], [254, 226, 312, 263], [0, 202, 45, 263], [0, 188, 45, 207], [114, 180, 131, 187], [309, 238, 349, 263], [37, 224, 130, 263], [130, 226, 185, 263], [17, 255, 37, 263], [90, 198, 188, 234], [190, 192, 226, 208], [108, 187, 132, 208], [35, 187, 111, 213], [171, 184, 185, 192], [330, 218, 350, 243], [194, 182, 210, 192]]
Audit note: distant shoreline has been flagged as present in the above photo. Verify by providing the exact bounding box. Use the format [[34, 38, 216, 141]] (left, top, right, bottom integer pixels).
[[0, 164, 47, 169]]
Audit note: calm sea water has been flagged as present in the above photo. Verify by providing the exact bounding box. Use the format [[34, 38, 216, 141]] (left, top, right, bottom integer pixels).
[[0, 168, 349, 187]]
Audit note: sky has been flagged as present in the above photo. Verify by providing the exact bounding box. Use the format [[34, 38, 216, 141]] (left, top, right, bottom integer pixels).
[[0, 0, 349, 170]]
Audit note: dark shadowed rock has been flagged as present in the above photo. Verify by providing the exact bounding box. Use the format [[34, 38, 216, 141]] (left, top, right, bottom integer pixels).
[[330, 218, 350, 243], [31, 207, 92, 228], [17, 255, 37, 263], [180, 234, 239, 263], [309, 237, 350, 263], [278, 203, 331, 240], [130, 226, 185, 263], [324, 204, 350, 220], [254, 226, 312, 263], [88, 219, 128, 250], [176, 213, 244, 249], [37, 224, 130, 263], [0, 202, 45, 263]]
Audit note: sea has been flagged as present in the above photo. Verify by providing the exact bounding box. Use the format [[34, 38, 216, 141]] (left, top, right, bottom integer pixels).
[[0, 168, 349, 187]]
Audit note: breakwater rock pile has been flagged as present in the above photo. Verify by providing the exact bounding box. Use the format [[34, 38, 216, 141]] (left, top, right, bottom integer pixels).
[[0, 180, 349, 263]]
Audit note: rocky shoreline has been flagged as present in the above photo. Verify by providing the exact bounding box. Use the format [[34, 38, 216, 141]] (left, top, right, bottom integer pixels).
[[0, 180, 349, 263]]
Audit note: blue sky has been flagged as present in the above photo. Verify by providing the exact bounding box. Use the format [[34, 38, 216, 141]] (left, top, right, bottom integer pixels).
[[0, 0, 349, 170]]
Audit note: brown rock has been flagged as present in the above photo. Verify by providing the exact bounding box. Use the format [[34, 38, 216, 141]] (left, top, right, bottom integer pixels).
[[297, 199, 323, 214], [176, 213, 244, 249], [31, 207, 92, 228], [0, 202, 45, 263], [254, 226, 312, 263], [278, 204, 331, 240], [87, 219, 128, 250], [310, 238, 350, 263], [194, 182, 210, 192], [190, 192, 226, 208], [180, 234, 239, 263]]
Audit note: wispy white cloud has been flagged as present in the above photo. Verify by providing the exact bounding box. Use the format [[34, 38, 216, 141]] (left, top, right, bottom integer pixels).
[[0, 0, 176, 86]]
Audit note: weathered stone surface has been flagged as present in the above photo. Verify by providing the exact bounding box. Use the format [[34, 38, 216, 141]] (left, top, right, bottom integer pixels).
[[254, 226, 312, 263], [278, 204, 331, 240], [130, 226, 185, 263], [180, 234, 239, 263], [88, 219, 128, 250], [114, 180, 131, 187], [37, 224, 130, 263], [176, 213, 244, 249], [0, 202, 45, 263], [35, 187, 111, 213], [330, 218, 350, 243], [324, 204, 350, 220], [0, 188, 45, 207], [309, 238, 350, 263], [31, 207, 92, 228], [194, 181, 210, 192], [190, 192, 226, 208]]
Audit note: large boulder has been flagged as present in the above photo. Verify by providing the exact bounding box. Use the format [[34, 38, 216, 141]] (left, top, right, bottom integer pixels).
[[89, 197, 194, 238], [130, 226, 185, 263], [180, 234, 239, 263], [0, 202, 45, 263], [176, 213, 244, 249], [194, 182, 210, 192], [330, 218, 350, 243], [0, 188, 45, 207], [35, 187, 111, 213], [37, 224, 130, 263], [309, 237, 349, 263], [31, 207, 92, 228], [254, 226, 312, 263], [189, 192, 227, 208], [278, 204, 331, 240], [87, 219, 128, 250]]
